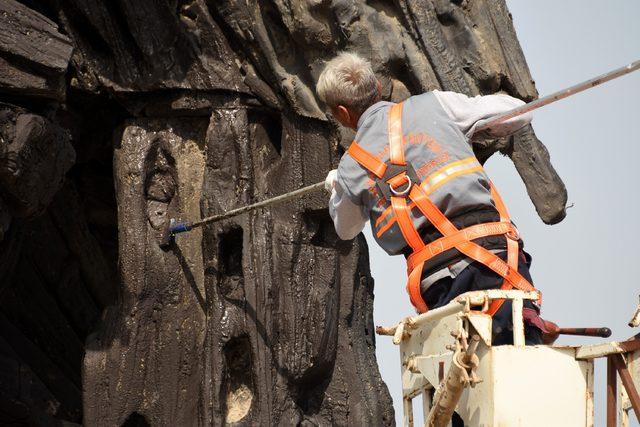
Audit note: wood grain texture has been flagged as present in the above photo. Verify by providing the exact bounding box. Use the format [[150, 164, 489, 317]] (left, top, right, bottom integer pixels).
[[0, 0, 567, 424], [0, 0, 72, 99]]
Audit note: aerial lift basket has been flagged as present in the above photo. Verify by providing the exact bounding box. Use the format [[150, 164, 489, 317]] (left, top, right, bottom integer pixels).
[[377, 290, 640, 427]]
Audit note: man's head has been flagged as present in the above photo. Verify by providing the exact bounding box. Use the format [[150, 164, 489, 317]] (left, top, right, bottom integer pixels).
[[316, 52, 381, 129]]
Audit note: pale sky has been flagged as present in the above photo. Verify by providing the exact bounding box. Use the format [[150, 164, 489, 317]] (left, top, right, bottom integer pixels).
[[368, 1, 640, 425]]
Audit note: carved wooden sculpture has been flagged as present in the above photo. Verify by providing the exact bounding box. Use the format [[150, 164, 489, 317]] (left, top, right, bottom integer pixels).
[[0, 0, 566, 425]]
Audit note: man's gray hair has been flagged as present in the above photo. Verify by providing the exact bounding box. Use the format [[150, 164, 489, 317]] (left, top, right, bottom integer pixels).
[[316, 52, 380, 115]]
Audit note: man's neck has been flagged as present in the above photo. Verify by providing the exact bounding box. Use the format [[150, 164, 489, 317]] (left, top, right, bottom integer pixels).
[[350, 114, 361, 129], [356, 100, 391, 129]]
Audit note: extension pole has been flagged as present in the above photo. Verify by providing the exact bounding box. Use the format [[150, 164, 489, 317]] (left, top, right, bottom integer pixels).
[[167, 181, 325, 237], [475, 59, 640, 134], [167, 59, 640, 242]]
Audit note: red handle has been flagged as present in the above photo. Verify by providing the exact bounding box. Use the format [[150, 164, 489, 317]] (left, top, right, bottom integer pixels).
[[558, 327, 612, 338]]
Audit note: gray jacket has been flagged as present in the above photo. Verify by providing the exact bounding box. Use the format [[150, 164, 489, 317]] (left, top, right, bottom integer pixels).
[[338, 91, 522, 254]]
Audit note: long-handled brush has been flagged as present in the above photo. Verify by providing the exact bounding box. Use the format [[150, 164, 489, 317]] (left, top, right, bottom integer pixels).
[[159, 181, 325, 248], [160, 59, 639, 248]]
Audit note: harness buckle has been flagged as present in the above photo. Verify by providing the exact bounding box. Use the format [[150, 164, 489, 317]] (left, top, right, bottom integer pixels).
[[376, 162, 420, 200], [506, 226, 520, 241], [389, 174, 412, 196]]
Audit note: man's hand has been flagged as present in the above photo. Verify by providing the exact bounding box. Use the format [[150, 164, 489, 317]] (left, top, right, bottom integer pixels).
[[324, 169, 338, 193]]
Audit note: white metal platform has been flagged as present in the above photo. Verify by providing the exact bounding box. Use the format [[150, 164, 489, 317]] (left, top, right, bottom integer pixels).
[[377, 290, 640, 427]]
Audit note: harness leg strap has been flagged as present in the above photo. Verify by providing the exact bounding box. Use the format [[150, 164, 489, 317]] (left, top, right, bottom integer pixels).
[[487, 183, 520, 315], [407, 262, 427, 313], [408, 185, 536, 298]]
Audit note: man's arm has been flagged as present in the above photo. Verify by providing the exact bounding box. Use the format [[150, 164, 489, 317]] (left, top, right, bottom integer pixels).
[[327, 174, 368, 240], [433, 90, 532, 140]]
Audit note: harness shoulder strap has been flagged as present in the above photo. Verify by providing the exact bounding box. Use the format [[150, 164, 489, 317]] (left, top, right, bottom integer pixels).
[[386, 104, 429, 312], [348, 142, 387, 179], [386, 103, 424, 253], [388, 103, 406, 166]]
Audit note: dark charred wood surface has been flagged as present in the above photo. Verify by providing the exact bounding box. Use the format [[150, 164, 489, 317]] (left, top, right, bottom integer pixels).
[[0, 0, 567, 425], [0, 0, 73, 100]]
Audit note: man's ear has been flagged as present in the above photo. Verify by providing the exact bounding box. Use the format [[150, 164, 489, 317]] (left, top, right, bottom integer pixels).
[[333, 105, 355, 128]]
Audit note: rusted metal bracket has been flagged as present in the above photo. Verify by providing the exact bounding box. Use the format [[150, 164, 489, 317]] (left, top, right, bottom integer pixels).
[[606, 351, 640, 426], [608, 356, 617, 427], [611, 353, 640, 422]]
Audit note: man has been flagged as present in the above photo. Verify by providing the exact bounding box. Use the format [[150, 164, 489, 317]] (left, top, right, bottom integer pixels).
[[317, 52, 544, 345]]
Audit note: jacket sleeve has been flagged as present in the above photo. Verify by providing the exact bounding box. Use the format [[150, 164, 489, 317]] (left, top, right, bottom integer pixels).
[[328, 179, 368, 240], [432, 90, 532, 140]]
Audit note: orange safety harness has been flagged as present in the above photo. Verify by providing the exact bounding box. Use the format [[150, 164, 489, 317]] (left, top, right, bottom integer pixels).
[[348, 102, 538, 315]]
